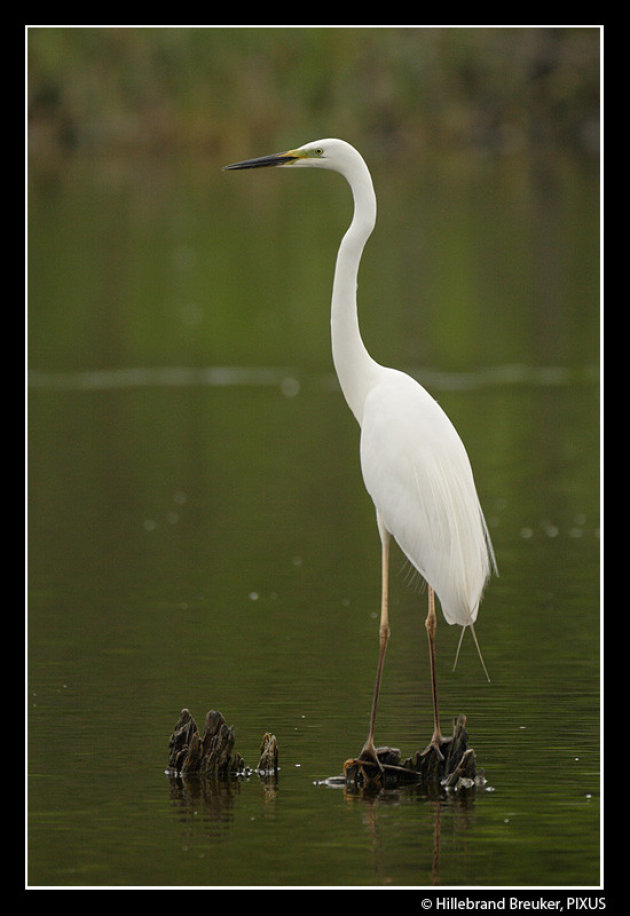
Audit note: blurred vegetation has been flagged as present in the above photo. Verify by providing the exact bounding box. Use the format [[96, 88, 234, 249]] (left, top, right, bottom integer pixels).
[[28, 26, 600, 164]]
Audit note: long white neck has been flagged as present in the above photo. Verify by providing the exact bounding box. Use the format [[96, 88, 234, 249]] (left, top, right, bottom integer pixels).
[[330, 156, 381, 426]]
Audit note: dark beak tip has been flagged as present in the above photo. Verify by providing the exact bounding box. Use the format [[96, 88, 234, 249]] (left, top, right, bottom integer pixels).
[[222, 153, 297, 171]]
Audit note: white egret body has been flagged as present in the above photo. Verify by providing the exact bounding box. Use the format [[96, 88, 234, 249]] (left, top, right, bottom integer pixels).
[[224, 139, 496, 765]]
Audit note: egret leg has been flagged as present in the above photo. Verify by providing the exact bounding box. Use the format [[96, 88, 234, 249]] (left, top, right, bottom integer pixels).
[[345, 531, 390, 772], [422, 586, 452, 761]]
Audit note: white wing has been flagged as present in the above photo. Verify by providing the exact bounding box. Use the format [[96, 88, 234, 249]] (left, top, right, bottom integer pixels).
[[359, 369, 495, 626]]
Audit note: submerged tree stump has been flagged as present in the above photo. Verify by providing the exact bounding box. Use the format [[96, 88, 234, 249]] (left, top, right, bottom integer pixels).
[[343, 714, 485, 790], [167, 708, 278, 778]]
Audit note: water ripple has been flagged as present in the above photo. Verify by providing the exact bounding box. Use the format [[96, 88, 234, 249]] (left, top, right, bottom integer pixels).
[[28, 363, 598, 393]]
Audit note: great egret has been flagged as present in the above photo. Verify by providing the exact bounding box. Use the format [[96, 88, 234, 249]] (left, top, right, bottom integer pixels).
[[224, 139, 496, 768]]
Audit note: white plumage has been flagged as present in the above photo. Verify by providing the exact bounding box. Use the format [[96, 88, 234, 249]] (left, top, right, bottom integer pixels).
[[360, 367, 494, 627]]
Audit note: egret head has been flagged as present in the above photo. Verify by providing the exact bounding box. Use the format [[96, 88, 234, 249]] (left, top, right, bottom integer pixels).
[[223, 138, 359, 175]]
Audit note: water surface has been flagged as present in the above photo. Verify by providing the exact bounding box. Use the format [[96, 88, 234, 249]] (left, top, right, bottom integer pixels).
[[28, 149, 600, 887]]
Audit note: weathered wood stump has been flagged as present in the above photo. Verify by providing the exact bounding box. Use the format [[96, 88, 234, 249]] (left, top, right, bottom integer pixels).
[[167, 709, 278, 778], [343, 714, 484, 790], [258, 732, 279, 775]]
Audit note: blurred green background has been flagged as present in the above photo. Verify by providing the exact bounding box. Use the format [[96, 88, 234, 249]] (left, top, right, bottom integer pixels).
[[29, 26, 599, 161], [28, 26, 600, 378]]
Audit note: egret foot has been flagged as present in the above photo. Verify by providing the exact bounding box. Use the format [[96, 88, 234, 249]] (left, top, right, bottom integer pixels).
[[343, 741, 384, 778], [344, 757, 380, 782], [421, 733, 453, 762], [344, 746, 422, 787]]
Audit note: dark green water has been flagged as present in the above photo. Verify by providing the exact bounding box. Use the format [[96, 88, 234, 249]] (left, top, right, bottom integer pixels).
[[28, 148, 600, 887]]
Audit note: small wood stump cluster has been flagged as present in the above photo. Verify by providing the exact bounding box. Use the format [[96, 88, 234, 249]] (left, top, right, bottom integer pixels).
[[167, 708, 278, 778]]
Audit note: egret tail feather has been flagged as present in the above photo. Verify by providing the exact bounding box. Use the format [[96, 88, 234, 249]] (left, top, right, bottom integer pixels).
[[452, 622, 491, 683], [452, 625, 466, 672]]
